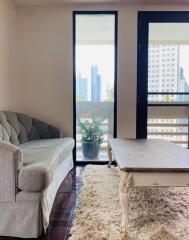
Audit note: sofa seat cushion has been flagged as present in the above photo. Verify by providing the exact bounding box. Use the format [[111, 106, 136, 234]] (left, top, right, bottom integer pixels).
[[18, 138, 74, 192]]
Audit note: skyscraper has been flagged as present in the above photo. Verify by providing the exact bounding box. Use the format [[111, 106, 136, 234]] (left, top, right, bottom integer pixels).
[[76, 73, 88, 101], [148, 44, 189, 146], [179, 67, 189, 101], [148, 45, 189, 99], [91, 65, 101, 102], [148, 45, 179, 102]]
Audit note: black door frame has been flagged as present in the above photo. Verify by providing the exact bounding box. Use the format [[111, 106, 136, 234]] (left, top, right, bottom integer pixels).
[[73, 11, 118, 165], [137, 11, 189, 139]]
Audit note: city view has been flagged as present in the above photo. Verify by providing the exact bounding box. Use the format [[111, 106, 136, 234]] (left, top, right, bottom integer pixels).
[[76, 44, 115, 161], [148, 44, 189, 147], [76, 45, 115, 102], [76, 43, 189, 150], [76, 44, 189, 103], [148, 44, 189, 101], [76, 65, 114, 102], [74, 18, 189, 162]]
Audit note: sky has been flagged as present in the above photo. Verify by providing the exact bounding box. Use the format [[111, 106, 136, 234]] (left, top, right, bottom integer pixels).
[[76, 45, 115, 100]]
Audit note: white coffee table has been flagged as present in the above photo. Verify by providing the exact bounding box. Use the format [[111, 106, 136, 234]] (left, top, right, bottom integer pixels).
[[108, 138, 189, 240]]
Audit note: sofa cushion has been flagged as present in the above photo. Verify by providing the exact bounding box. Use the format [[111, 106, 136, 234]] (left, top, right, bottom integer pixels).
[[18, 138, 74, 192]]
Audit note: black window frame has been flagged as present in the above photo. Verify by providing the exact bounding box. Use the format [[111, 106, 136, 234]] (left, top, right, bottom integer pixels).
[[137, 11, 189, 139], [73, 11, 118, 165]]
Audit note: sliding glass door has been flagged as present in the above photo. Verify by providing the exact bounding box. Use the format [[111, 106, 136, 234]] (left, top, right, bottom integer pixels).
[[73, 11, 117, 163], [137, 12, 189, 148]]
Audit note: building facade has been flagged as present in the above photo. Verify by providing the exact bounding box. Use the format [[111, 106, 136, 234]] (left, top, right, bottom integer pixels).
[[91, 65, 102, 102], [148, 44, 189, 147], [76, 73, 88, 101]]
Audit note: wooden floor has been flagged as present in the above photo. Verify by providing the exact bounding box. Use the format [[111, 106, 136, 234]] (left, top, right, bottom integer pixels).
[[0, 167, 84, 240]]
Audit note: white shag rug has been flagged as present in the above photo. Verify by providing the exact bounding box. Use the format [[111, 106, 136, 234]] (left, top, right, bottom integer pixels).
[[69, 165, 189, 240]]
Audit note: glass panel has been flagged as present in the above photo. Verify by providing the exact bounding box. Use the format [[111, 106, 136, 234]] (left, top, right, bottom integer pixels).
[[148, 94, 189, 103], [147, 23, 189, 148], [148, 23, 189, 95], [148, 118, 188, 148], [75, 14, 115, 161], [148, 44, 189, 95]]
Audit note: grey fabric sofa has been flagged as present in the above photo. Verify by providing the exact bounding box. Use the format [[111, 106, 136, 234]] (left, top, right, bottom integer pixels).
[[0, 111, 74, 238]]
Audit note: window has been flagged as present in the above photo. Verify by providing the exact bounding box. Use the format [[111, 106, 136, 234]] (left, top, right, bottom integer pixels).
[[73, 11, 117, 163], [137, 12, 189, 149]]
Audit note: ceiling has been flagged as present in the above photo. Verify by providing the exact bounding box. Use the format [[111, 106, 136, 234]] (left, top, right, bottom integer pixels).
[[76, 15, 115, 45], [76, 20, 189, 45], [149, 23, 189, 43], [13, 0, 189, 6]]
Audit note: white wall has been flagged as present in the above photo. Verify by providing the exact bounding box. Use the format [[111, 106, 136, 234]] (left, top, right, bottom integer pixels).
[[16, 6, 73, 136], [7, 3, 189, 137], [0, 0, 17, 111]]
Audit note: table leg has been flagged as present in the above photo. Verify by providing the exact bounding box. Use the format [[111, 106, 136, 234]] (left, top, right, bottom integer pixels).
[[119, 170, 133, 240], [107, 143, 112, 167]]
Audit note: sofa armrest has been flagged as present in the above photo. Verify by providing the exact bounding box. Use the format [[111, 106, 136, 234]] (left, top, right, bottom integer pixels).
[[0, 140, 23, 202]]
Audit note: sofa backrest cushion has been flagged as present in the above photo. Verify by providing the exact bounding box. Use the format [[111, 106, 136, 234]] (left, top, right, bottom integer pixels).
[[0, 111, 60, 145]]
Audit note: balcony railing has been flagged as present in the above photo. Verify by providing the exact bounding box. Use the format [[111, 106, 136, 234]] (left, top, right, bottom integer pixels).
[[76, 101, 114, 161], [76, 101, 189, 161], [147, 103, 189, 148]]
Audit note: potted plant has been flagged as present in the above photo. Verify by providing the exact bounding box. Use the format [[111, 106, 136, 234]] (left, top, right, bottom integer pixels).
[[78, 114, 103, 159]]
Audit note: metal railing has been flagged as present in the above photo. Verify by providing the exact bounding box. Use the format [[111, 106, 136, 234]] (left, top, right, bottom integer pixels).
[[147, 103, 189, 148], [76, 101, 114, 160], [75, 101, 189, 161]]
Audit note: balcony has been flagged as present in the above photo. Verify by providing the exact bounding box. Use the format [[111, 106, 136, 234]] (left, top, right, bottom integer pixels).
[[76, 101, 189, 162], [148, 103, 189, 148], [76, 101, 114, 161]]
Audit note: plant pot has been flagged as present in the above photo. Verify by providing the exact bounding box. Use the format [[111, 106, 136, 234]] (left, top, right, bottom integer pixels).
[[82, 142, 100, 159]]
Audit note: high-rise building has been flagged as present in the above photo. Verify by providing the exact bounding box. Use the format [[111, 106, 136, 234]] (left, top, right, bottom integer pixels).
[[148, 45, 179, 102], [148, 45, 189, 100], [91, 65, 101, 102], [76, 73, 88, 101], [179, 67, 189, 101], [148, 44, 189, 146]]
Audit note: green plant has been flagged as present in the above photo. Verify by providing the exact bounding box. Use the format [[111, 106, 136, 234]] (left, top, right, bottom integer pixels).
[[78, 114, 103, 144]]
